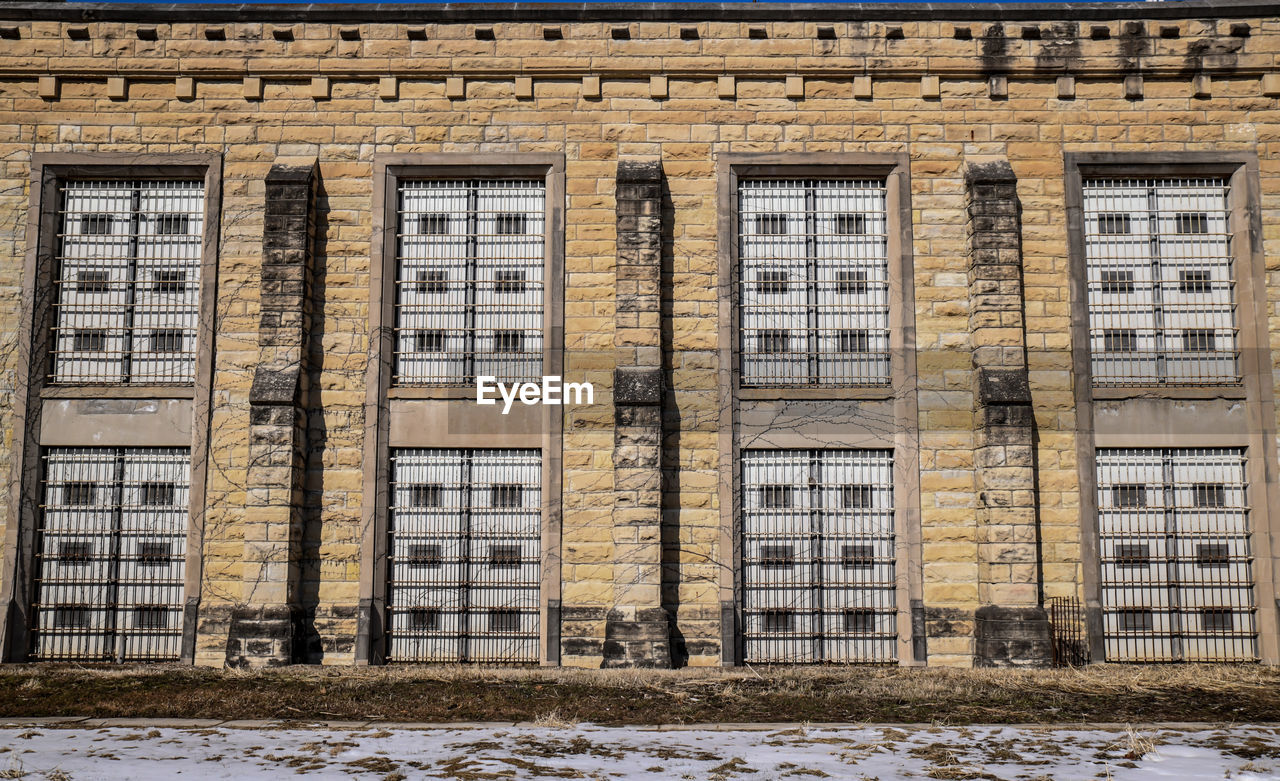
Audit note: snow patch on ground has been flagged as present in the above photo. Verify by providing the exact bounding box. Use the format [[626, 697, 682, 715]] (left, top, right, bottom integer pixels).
[[1, 723, 1278, 779]]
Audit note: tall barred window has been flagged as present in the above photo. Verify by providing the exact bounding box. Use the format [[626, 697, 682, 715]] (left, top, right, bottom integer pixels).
[[1083, 179, 1238, 385], [738, 179, 890, 387], [394, 180, 545, 385], [741, 449, 896, 663], [1097, 448, 1256, 662], [387, 449, 541, 663], [52, 180, 204, 385], [33, 448, 190, 661]]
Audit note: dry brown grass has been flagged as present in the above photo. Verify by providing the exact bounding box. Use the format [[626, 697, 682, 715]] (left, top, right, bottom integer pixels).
[[0, 662, 1275, 725]]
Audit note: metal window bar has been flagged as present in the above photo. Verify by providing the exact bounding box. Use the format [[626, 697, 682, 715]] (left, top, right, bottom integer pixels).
[[1047, 596, 1089, 667], [32, 447, 190, 661], [387, 448, 541, 663], [394, 180, 545, 386], [741, 449, 896, 663], [738, 179, 890, 387], [1083, 179, 1238, 386], [1097, 447, 1257, 662], [51, 180, 204, 385]]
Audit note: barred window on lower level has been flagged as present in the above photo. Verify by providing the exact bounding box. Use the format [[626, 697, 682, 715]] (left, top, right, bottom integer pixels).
[[33, 447, 190, 662], [1097, 447, 1257, 662], [1083, 178, 1239, 386], [394, 179, 545, 386], [742, 449, 896, 663], [738, 179, 891, 388], [51, 180, 204, 385], [387, 448, 541, 663]]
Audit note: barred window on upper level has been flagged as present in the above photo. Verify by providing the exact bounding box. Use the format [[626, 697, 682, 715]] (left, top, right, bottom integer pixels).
[[393, 179, 545, 386], [738, 179, 890, 388], [1083, 178, 1239, 386], [51, 180, 205, 385]]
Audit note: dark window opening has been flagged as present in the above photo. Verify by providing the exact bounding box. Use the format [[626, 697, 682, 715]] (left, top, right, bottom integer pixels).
[[489, 544, 522, 570], [63, 482, 96, 506], [1114, 543, 1150, 568], [55, 606, 89, 629], [1119, 608, 1154, 632], [842, 484, 874, 509], [134, 605, 168, 630], [1182, 329, 1216, 352], [491, 484, 523, 508], [495, 213, 527, 235], [1174, 212, 1209, 234], [152, 269, 188, 293], [838, 330, 870, 353], [416, 270, 447, 295], [419, 213, 448, 235], [58, 541, 93, 565], [762, 610, 793, 633], [149, 329, 184, 353], [414, 330, 446, 353], [137, 542, 171, 567], [1192, 483, 1226, 508], [79, 214, 114, 235], [755, 214, 787, 235], [834, 213, 867, 235], [494, 269, 527, 295], [408, 607, 441, 631], [1196, 543, 1231, 568], [759, 330, 789, 354], [756, 270, 788, 295], [408, 484, 443, 508], [406, 544, 443, 568], [1100, 270, 1135, 294], [73, 329, 107, 352], [759, 545, 794, 570], [489, 609, 521, 633], [835, 269, 868, 295], [843, 608, 876, 633], [1201, 608, 1233, 632], [1179, 269, 1212, 294], [139, 482, 176, 506], [1097, 213, 1132, 235], [152, 214, 190, 236], [1103, 329, 1138, 353], [759, 485, 793, 509], [1112, 484, 1147, 508], [494, 330, 524, 353], [841, 544, 875, 570], [77, 270, 111, 293]]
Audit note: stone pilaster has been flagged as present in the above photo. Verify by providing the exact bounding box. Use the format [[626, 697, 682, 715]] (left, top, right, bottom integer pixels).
[[603, 160, 671, 668], [965, 161, 1051, 668], [225, 162, 317, 668]]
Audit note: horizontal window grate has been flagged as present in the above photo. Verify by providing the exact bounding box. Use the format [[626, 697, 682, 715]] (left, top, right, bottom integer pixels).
[[1097, 447, 1257, 662], [33, 447, 190, 662], [51, 180, 204, 386], [1083, 179, 1239, 386], [387, 448, 541, 663], [394, 180, 545, 387], [742, 449, 896, 664], [738, 179, 891, 388]]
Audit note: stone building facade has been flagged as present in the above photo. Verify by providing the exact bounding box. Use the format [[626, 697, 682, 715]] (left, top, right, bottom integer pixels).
[[0, 0, 1278, 669]]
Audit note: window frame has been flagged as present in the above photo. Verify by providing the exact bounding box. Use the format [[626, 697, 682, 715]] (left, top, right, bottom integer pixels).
[[1065, 152, 1280, 665], [716, 153, 922, 667], [360, 154, 564, 666], [1, 153, 221, 663]]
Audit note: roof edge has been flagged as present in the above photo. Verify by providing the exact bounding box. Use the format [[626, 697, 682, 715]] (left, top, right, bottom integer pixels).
[[1, 1, 1275, 25]]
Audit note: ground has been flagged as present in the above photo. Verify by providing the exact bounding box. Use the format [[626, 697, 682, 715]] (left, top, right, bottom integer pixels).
[[0, 664, 1277, 724], [1, 721, 1279, 779]]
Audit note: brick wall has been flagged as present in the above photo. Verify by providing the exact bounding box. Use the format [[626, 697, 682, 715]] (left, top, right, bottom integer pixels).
[[0, 6, 1276, 667]]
